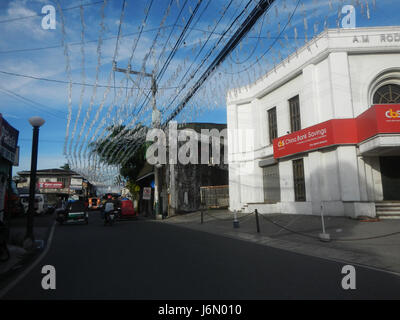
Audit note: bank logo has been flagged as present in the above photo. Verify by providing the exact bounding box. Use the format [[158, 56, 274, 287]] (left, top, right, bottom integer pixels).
[[278, 140, 285, 148], [385, 109, 400, 119]]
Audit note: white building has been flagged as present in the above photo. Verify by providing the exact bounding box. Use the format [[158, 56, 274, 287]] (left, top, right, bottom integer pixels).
[[227, 26, 400, 218]]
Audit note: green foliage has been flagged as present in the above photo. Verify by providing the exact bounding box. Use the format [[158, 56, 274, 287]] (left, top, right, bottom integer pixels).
[[60, 163, 71, 170], [90, 123, 148, 181], [126, 180, 140, 197]]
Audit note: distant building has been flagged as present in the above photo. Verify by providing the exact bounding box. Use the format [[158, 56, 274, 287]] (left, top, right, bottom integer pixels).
[[136, 122, 229, 215], [227, 27, 400, 218], [17, 168, 95, 205]]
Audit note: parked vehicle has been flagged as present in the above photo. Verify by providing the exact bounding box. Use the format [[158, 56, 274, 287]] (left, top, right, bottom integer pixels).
[[19, 194, 49, 215], [119, 200, 137, 219], [5, 181, 24, 218], [88, 197, 101, 210], [56, 200, 89, 225], [0, 210, 10, 262]]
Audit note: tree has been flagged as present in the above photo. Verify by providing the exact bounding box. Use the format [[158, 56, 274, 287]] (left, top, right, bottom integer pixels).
[[60, 163, 71, 171], [90, 124, 148, 181]]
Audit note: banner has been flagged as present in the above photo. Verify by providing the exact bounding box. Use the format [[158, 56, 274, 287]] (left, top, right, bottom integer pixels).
[[38, 182, 64, 189], [0, 114, 19, 163], [273, 119, 357, 158], [273, 105, 400, 158]]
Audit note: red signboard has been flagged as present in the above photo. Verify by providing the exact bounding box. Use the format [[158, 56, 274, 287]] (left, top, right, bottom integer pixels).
[[273, 119, 357, 158], [273, 104, 400, 159], [357, 104, 400, 142], [38, 182, 64, 189]]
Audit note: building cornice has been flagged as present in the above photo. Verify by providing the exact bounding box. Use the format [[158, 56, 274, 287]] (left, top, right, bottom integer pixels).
[[227, 26, 400, 105]]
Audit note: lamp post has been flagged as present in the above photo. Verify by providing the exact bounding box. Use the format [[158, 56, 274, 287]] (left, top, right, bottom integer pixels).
[[24, 116, 45, 249]]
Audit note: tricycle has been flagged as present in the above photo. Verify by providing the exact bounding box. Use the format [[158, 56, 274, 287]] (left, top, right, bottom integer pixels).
[[56, 200, 89, 225]]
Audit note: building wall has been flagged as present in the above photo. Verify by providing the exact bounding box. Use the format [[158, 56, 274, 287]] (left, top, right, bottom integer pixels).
[[348, 52, 400, 116], [227, 27, 400, 217]]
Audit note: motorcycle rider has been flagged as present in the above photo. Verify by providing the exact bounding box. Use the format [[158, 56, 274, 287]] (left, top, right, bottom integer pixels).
[[103, 198, 115, 224]]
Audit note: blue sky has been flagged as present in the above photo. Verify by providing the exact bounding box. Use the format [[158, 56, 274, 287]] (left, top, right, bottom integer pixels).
[[0, 0, 398, 184]]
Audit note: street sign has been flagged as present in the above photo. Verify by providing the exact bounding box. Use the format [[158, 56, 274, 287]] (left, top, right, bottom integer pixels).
[[143, 187, 151, 200]]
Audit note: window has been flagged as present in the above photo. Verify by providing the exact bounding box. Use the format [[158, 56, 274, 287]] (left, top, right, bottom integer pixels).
[[263, 164, 281, 202], [289, 95, 301, 132], [267, 107, 277, 144], [57, 177, 68, 188], [293, 159, 306, 202], [373, 84, 400, 104]]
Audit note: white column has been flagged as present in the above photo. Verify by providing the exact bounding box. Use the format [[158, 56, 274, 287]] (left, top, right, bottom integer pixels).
[[308, 151, 322, 214], [337, 146, 361, 201], [328, 52, 354, 119]]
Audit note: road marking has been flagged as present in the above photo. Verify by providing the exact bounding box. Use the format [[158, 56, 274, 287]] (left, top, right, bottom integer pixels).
[[0, 221, 57, 299]]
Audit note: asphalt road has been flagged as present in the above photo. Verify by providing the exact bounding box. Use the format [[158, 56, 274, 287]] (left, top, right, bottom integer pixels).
[[2, 211, 400, 299]]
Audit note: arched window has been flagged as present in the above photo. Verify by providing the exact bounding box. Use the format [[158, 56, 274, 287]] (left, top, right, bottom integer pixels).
[[373, 84, 400, 104]]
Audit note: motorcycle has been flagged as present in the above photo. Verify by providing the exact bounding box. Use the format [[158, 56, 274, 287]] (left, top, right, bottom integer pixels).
[[104, 209, 118, 226]]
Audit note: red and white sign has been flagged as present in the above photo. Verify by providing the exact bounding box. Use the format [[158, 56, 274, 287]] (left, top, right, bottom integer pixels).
[[38, 182, 64, 189], [357, 104, 400, 142], [274, 119, 357, 158], [273, 104, 400, 159], [143, 187, 152, 200]]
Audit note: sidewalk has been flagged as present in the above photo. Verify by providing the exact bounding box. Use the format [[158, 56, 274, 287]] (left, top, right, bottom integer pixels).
[[161, 209, 400, 275], [0, 214, 54, 283]]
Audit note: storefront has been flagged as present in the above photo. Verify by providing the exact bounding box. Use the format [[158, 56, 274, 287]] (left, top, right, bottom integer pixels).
[[17, 169, 94, 205], [0, 114, 19, 220], [227, 26, 400, 218]]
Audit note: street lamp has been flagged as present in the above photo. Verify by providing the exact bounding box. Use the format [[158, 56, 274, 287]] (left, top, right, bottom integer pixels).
[[24, 116, 45, 249]]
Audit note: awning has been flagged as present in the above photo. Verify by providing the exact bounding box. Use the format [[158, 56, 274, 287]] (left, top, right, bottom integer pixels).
[[258, 157, 277, 167], [359, 134, 400, 156], [136, 162, 154, 182]]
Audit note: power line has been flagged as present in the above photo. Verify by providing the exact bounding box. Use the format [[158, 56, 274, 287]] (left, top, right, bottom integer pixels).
[[164, 0, 277, 125], [0, 87, 72, 121], [0, 24, 177, 54], [0, 70, 180, 89], [223, 0, 301, 75], [0, 22, 313, 55], [161, 0, 237, 114]]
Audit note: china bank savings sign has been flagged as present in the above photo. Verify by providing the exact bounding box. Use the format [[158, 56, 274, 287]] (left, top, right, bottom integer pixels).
[[273, 105, 400, 159]]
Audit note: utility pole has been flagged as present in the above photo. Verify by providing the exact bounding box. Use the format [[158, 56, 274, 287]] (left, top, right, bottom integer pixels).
[[113, 61, 162, 219]]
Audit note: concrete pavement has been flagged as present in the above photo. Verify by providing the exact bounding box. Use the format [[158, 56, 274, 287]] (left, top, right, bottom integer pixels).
[[161, 209, 400, 275]]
